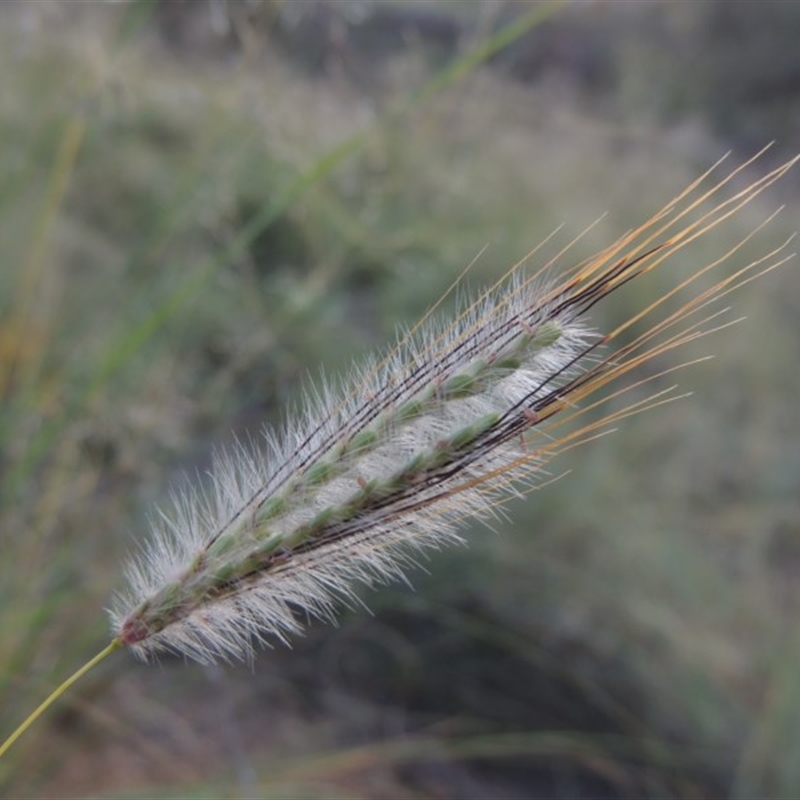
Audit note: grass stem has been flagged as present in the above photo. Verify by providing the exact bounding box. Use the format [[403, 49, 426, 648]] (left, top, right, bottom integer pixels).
[[0, 638, 122, 761]]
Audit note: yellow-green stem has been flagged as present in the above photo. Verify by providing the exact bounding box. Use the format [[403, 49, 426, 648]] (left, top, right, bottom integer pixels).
[[0, 638, 122, 761]]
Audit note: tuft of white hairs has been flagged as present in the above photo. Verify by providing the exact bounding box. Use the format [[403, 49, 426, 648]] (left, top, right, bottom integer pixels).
[[111, 271, 597, 662]]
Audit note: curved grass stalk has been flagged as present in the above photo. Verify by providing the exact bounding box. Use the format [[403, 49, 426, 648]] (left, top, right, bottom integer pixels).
[[0, 640, 121, 762]]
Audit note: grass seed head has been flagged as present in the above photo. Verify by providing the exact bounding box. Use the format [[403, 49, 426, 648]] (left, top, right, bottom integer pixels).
[[111, 149, 797, 664]]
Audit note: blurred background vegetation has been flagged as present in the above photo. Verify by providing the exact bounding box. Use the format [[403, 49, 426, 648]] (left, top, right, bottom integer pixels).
[[1, 1, 799, 797]]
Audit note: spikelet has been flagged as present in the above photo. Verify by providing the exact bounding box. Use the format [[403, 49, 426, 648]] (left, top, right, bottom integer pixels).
[[111, 149, 797, 663]]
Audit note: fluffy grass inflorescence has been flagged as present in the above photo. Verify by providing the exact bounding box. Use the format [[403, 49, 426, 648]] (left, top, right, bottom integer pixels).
[[110, 149, 796, 664]]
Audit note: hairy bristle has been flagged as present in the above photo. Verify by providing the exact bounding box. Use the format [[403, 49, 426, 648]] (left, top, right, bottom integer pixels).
[[110, 150, 797, 663]]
